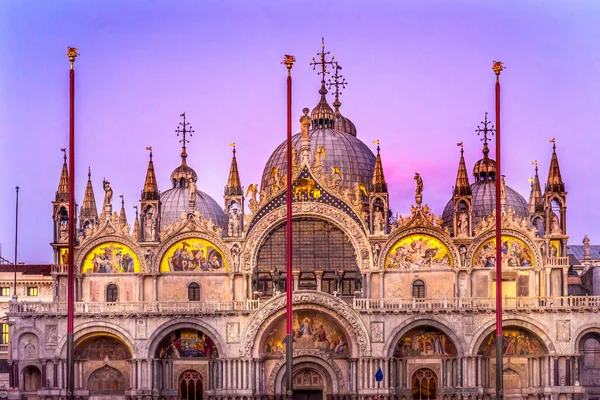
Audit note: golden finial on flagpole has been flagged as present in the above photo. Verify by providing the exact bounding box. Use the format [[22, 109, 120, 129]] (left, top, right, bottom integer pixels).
[[67, 47, 79, 69], [492, 60, 505, 82], [282, 55, 296, 76]]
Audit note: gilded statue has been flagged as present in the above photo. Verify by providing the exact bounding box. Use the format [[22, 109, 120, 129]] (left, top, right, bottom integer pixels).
[[300, 107, 311, 141], [331, 166, 342, 187], [245, 184, 259, 213], [102, 179, 113, 206], [294, 177, 317, 200], [492, 60, 505, 75]]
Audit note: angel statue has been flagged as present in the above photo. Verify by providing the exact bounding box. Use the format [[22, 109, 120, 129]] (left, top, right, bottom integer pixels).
[[246, 184, 259, 213]]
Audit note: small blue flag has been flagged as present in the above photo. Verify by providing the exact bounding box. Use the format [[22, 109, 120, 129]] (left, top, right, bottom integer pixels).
[[375, 367, 384, 382]]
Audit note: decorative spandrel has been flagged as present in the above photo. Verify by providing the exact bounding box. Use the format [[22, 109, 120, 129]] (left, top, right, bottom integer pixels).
[[478, 328, 543, 357], [160, 238, 227, 273], [472, 236, 534, 268], [393, 327, 457, 357], [261, 311, 349, 356], [82, 242, 141, 274], [385, 234, 453, 269], [156, 328, 218, 359]]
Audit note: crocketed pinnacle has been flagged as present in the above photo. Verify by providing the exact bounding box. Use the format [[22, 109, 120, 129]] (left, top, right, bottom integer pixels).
[[80, 167, 98, 220], [56, 150, 69, 201], [132, 207, 140, 240], [546, 142, 565, 193], [371, 143, 387, 192], [454, 146, 472, 196], [225, 145, 243, 196], [142, 149, 159, 200], [529, 165, 544, 214], [119, 196, 128, 227]]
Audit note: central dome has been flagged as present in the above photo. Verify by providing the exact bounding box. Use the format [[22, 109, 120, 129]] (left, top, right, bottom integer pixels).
[[261, 128, 376, 195], [160, 187, 227, 230]]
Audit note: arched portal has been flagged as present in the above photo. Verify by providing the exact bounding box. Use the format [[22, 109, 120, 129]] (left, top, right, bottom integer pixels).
[[288, 368, 325, 400], [477, 326, 548, 393], [179, 370, 203, 400], [578, 331, 600, 394], [74, 333, 132, 394], [21, 365, 41, 392], [412, 368, 437, 400]]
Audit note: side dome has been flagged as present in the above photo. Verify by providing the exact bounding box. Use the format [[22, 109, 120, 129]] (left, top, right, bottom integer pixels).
[[160, 187, 227, 230], [261, 128, 376, 195], [442, 180, 528, 232]]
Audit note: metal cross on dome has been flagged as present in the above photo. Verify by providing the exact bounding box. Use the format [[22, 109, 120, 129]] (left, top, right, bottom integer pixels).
[[310, 37, 336, 84], [175, 112, 194, 157], [475, 111, 495, 145], [327, 62, 347, 100]]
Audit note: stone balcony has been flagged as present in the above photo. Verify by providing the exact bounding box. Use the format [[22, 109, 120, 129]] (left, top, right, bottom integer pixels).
[[8, 294, 600, 318]]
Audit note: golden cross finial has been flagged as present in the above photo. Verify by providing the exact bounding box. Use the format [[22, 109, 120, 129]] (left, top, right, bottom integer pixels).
[[230, 142, 236, 156], [146, 146, 153, 160], [310, 37, 336, 87], [175, 112, 194, 159]]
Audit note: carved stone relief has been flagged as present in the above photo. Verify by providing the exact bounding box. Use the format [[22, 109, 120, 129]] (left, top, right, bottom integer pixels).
[[226, 322, 240, 344], [371, 322, 384, 343]]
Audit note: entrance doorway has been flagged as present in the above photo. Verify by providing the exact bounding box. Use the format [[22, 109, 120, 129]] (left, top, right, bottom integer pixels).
[[294, 389, 323, 400], [179, 370, 203, 400], [412, 368, 437, 400]]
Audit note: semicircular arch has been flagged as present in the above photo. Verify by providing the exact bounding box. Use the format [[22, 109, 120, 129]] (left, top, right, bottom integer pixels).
[[240, 291, 370, 358], [469, 317, 555, 356], [381, 227, 459, 270], [270, 355, 344, 395], [243, 203, 371, 272], [572, 324, 600, 354], [467, 229, 542, 269], [145, 318, 226, 359], [154, 231, 232, 274], [76, 235, 146, 274], [55, 321, 136, 359], [384, 317, 466, 357]]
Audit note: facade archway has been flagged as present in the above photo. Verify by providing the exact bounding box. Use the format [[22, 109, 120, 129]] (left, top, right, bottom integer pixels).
[[146, 319, 226, 359], [272, 356, 343, 396], [74, 333, 132, 393], [577, 331, 600, 395], [412, 368, 437, 400], [179, 369, 203, 400], [21, 365, 41, 392]]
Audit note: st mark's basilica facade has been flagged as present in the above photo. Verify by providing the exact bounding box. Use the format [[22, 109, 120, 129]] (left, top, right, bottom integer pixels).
[[6, 44, 600, 400]]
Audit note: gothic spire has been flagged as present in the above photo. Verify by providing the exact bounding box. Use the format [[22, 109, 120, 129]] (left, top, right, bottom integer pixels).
[[225, 143, 243, 196], [371, 140, 387, 192], [528, 161, 544, 214], [142, 147, 159, 200], [80, 167, 98, 223], [56, 148, 69, 201], [545, 138, 565, 193], [119, 195, 128, 227], [132, 206, 140, 241], [454, 143, 471, 196]]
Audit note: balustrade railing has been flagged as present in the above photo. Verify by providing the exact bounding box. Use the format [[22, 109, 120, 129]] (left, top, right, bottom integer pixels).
[[8, 299, 261, 315], [543, 256, 570, 266], [353, 295, 600, 311], [0, 344, 8, 354]]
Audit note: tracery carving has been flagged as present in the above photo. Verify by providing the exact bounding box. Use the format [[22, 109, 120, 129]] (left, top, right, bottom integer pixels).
[[239, 292, 371, 357], [78, 209, 133, 245], [472, 206, 538, 237]]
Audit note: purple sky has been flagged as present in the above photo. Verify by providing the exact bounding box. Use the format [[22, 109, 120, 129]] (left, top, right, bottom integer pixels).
[[1, 1, 599, 263]]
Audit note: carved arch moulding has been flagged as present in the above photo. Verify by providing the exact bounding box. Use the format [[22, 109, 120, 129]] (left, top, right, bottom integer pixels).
[[240, 292, 371, 358]]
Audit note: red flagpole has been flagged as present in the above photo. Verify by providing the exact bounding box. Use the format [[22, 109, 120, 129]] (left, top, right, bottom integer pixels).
[[66, 47, 79, 400], [493, 60, 505, 400], [283, 54, 295, 400]]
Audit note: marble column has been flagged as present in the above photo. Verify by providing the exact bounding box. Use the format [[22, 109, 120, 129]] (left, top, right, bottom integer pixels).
[[292, 271, 300, 292], [315, 271, 324, 292]]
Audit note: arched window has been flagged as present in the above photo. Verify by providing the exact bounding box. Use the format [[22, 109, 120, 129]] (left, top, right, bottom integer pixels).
[[106, 284, 118, 302], [188, 283, 200, 301], [412, 279, 425, 299]]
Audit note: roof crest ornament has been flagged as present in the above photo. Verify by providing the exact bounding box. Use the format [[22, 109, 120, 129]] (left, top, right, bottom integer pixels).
[[175, 112, 194, 162], [475, 112, 495, 148]]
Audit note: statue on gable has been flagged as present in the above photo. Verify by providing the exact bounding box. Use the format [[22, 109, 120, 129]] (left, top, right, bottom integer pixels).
[[103, 179, 113, 208], [300, 107, 311, 141], [414, 173, 423, 208]]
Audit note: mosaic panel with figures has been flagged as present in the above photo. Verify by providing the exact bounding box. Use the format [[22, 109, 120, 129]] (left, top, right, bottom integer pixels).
[[261, 311, 349, 356], [385, 234, 453, 269], [160, 238, 227, 272], [156, 329, 218, 359], [74, 335, 131, 360], [472, 236, 534, 268], [478, 329, 544, 357], [82, 242, 141, 274], [393, 327, 457, 357]]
